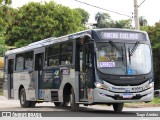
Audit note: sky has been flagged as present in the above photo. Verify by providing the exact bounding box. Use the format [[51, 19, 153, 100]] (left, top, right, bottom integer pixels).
[[11, 0, 160, 26]]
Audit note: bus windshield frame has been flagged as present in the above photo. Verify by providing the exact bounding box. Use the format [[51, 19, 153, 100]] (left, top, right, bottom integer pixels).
[[95, 41, 152, 75]]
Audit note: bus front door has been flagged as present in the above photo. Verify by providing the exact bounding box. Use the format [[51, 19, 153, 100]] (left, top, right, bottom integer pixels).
[[79, 45, 88, 101], [35, 53, 44, 100], [8, 59, 14, 98]]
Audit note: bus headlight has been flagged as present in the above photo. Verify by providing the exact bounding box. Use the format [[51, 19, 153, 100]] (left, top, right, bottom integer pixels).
[[145, 82, 154, 90], [94, 82, 109, 90]]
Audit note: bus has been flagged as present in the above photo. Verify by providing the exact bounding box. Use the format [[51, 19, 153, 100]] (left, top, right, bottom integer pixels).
[[3, 28, 154, 112]]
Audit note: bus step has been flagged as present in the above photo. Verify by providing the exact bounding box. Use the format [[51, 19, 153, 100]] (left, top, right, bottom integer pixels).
[[77, 101, 89, 104], [79, 99, 89, 102]]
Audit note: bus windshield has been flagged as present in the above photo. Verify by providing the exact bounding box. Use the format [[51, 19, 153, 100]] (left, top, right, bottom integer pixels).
[[96, 42, 151, 75]]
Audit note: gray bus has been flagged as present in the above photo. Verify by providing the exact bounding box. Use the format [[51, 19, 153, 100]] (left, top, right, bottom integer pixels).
[[3, 28, 154, 112]]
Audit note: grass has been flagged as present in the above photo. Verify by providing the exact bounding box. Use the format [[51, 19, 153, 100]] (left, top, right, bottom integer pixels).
[[0, 89, 3, 96], [124, 97, 160, 108], [150, 97, 160, 105]]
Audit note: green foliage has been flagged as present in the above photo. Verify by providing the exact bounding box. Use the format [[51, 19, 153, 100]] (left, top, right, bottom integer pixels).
[[0, 89, 2, 96], [4, 0, 12, 5], [150, 97, 160, 104], [0, 0, 12, 5], [139, 16, 147, 26], [95, 12, 132, 28], [0, 0, 2, 4], [113, 19, 132, 29], [5, 2, 84, 47], [0, 45, 8, 57], [140, 26, 149, 31], [146, 22, 160, 89], [74, 8, 90, 25], [0, 5, 17, 47], [95, 12, 113, 28], [152, 47, 160, 89]]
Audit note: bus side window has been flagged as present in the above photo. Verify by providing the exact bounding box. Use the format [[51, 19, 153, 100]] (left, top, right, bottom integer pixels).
[[24, 51, 33, 70], [45, 47, 49, 67], [60, 41, 73, 65], [48, 43, 60, 66], [15, 53, 24, 71]]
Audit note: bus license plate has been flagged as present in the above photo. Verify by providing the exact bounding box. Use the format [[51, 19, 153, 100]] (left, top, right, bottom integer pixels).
[[122, 93, 133, 98]]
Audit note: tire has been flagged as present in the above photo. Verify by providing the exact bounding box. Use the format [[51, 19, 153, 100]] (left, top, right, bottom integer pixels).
[[63, 102, 69, 106], [29, 101, 36, 108], [19, 88, 30, 108], [63, 94, 70, 107], [113, 103, 124, 112], [54, 102, 64, 107], [70, 88, 79, 111]]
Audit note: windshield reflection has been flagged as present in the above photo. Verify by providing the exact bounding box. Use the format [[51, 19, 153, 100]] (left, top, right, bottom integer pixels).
[[96, 42, 151, 75]]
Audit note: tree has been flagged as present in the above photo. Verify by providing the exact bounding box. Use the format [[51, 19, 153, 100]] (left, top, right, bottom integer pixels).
[[95, 12, 113, 28], [5, 2, 84, 47], [0, 0, 12, 5], [146, 22, 160, 90], [139, 16, 147, 26], [0, 4, 16, 57], [74, 8, 90, 25], [113, 19, 132, 29], [0, 5, 17, 35], [0, 45, 7, 57], [94, 12, 132, 28]]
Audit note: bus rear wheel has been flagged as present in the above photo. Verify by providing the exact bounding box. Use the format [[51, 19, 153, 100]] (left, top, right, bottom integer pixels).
[[54, 102, 64, 107], [69, 88, 79, 111], [113, 103, 124, 112], [20, 88, 30, 108]]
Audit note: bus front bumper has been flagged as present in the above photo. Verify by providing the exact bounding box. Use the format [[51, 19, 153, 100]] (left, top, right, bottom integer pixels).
[[93, 87, 154, 103]]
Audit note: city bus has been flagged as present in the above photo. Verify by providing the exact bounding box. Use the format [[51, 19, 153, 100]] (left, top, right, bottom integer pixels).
[[3, 28, 154, 112]]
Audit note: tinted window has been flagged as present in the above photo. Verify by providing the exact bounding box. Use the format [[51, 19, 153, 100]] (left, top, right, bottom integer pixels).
[[16, 53, 24, 71], [126, 44, 151, 75], [60, 41, 73, 65], [96, 42, 151, 75], [46, 41, 73, 67], [25, 51, 33, 70], [48, 43, 60, 66], [96, 42, 125, 75]]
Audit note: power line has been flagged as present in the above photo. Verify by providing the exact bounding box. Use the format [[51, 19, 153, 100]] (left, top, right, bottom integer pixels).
[[73, 0, 131, 18], [138, 0, 146, 7]]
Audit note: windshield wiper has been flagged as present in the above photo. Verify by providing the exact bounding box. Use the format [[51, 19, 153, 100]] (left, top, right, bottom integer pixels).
[[109, 41, 124, 62], [109, 41, 123, 55], [128, 42, 139, 64]]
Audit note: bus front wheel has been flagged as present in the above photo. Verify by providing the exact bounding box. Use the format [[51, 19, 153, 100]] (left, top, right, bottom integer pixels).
[[20, 88, 30, 108], [113, 103, 124, 112], [70, 88, 79, 111], [29, 101, 36, 108]]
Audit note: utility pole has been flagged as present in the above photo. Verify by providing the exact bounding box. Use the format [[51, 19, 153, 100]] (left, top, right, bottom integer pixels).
[[134, 0, 139, 30]]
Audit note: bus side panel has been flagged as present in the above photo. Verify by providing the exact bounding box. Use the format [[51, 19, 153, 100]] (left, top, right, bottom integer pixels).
[[13, 71, 36, 101], [26, 71, 36, 101], [3, 73, 9, 99], [59, 68, 78, 103]]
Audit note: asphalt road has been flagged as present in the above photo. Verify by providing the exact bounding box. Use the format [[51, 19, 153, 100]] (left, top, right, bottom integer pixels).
[[0, 96, 160, 118]]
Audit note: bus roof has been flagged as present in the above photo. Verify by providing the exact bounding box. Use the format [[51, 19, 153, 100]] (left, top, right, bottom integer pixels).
[[5, 28, 146, 56]]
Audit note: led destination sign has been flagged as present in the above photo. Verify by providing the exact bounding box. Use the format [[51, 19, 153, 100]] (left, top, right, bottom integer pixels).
[[99, 31, 145, 41]]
